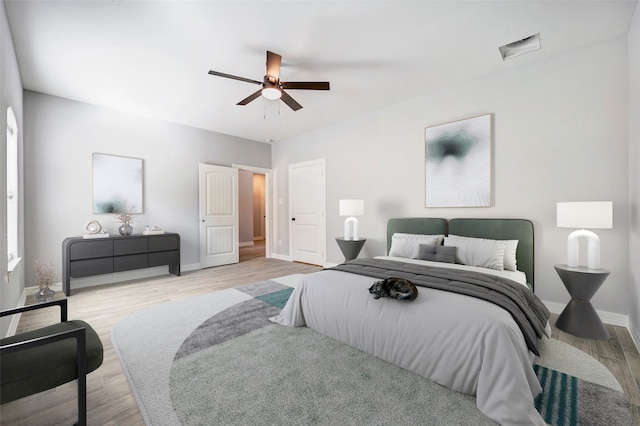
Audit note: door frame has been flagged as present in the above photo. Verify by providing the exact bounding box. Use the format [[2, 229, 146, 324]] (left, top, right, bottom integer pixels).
[[232, 164, 272, 259]]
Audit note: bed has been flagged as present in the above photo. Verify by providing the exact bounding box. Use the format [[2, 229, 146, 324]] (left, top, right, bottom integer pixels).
[[271, 218, 550, 425]]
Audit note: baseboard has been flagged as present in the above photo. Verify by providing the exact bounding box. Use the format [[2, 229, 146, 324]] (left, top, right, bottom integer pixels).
[[630, 322, 640, 353], [25, 284, 60, 294], [271, 253, 292, 262], [64, 262, 202, 292], [182, 263, 200, 272], [239, 241, 254, 247], [19, 263, 201, 305], [68, 266, 171, 290], [543, 300, 629, 328], [270, 253, 334, 267]]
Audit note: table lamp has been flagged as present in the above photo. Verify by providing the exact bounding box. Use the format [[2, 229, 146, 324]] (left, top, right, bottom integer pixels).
[[557, 201, 613, 269], [339, 199, 364, 240]]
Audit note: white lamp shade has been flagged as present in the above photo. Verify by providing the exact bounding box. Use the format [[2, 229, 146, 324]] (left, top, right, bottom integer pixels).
[[339, 199, 364, 216], [557, 201, 613, 229]]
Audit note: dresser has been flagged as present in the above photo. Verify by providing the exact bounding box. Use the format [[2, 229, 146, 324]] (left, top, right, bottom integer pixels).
[[62, 233, 180, 296]]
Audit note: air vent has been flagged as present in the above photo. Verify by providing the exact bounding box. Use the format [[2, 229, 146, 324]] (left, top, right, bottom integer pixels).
[[499, 33, 541, 60]]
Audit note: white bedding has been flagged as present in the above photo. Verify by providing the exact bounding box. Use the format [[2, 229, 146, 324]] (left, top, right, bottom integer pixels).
[[271, 261, 547, 426], [377, 255, 529, 286]]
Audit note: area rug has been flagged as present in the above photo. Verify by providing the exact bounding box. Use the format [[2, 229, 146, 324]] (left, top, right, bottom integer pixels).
[[112, 275, 632, 425]]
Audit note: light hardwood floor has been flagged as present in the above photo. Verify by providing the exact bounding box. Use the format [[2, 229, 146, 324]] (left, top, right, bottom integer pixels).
[[549, 313, 640, 425], [2, 243, 639, 425]]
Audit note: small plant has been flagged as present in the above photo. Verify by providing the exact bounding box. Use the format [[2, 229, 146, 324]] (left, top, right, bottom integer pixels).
[[34, 261, 57, 292]]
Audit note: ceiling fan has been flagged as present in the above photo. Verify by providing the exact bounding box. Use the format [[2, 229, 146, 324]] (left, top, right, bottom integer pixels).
[[208, 51, 330, 111]]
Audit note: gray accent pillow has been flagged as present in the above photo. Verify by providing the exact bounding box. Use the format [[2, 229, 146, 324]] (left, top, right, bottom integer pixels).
[[417, 244, 457, 264]]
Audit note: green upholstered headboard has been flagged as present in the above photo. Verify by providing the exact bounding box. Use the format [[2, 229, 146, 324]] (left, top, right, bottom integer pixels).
[[386, 218, 534, 290], [448, 218, 534, 289]]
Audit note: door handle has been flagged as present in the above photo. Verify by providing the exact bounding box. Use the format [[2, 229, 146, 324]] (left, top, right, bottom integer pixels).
[[291, 218, 296, 221]]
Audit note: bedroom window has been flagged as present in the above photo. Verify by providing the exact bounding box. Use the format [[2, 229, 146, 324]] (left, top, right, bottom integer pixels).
[[6, 106, 20, 272]]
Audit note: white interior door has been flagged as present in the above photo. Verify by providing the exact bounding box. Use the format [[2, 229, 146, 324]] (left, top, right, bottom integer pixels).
[[199, 164, 239, 268], [289, 159, 326, 266]]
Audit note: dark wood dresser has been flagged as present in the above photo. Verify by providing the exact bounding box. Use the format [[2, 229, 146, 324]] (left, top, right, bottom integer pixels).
[[62, 233, 180, 296]]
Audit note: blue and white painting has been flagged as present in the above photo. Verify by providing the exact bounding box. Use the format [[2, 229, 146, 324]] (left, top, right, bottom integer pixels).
[[425, 114, 492, 208], [93, 153, 143, 214]]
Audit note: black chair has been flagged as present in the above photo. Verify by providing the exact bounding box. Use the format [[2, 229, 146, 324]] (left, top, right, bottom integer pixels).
[[1, 299, 104, 426]]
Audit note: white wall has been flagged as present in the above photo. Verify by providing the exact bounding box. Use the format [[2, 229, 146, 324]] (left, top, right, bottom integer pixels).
[[627, 3, 640, 344], [273, 36, 630, 317], [1, 0, 25, 337], [23, 92, 270, 286]]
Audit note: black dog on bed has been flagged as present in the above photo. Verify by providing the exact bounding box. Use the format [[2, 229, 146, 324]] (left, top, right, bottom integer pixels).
[[368, 277, 418, 301]]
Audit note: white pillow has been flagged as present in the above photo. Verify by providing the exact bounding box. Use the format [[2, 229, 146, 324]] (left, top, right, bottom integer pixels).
[[444, 236, 506, 270], [447, 234, 518, 271], [389, 233, 444, 259]]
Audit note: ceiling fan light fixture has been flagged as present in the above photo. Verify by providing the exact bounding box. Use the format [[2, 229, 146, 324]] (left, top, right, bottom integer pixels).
[[261, 81, 281, 100], [261, 87, 281, 100]]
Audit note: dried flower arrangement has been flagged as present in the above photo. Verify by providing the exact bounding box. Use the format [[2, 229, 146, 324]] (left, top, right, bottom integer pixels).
[[34, 261, 57, 291], [114, 202, 136, 225]]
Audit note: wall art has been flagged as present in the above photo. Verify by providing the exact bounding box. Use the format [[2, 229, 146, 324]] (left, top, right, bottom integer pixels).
[[425, 113, 492, 208], [92, 153, 143, 214]]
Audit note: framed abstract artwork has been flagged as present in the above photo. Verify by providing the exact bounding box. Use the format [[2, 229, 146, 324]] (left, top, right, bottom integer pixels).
[[92, 153, 144, 214], [425, 113, 492, 208]]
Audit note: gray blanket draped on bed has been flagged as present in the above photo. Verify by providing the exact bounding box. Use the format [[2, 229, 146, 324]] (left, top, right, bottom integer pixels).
[[328, 258, 550, 356]]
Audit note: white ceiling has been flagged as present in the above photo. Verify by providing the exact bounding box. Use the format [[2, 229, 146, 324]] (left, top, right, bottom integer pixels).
[[4, 0, 637, 143]]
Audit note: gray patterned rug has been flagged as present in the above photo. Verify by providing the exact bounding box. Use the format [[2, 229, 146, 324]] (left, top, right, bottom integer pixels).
[[112, 276, 632, 425]]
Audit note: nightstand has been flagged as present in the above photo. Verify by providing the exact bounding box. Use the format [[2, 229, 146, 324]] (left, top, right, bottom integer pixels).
[[335, 238, 366, 262], [554, 264, 610, 340]]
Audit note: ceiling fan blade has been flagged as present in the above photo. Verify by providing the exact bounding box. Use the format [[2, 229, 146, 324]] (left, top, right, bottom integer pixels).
[[237, 89, 262, 106], [208, 70, 262, 86], [280, 90, 303, 111], [266, 51, 282, 81], [280, 81, 330, 90]]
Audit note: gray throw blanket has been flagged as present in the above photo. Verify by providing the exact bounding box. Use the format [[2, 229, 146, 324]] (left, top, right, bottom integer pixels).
[[328, 258, 550, 356]]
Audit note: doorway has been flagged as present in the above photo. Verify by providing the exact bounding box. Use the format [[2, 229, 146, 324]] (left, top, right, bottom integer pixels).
[[198, 164, 272, 269], [238, 170, 266, 262], [233, 164, 272, 262], [239, 239, 266, 262]]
